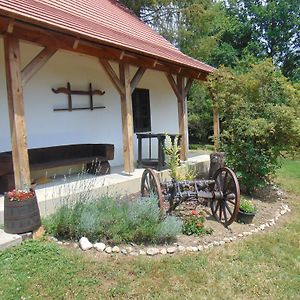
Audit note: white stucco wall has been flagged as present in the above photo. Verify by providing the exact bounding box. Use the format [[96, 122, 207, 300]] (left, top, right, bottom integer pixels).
[[0, 38, 180, 167]]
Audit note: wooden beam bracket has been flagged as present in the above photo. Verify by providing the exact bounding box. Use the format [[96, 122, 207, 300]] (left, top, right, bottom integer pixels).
[[21, 47, 57, 85], [100, 59, 125, 96]]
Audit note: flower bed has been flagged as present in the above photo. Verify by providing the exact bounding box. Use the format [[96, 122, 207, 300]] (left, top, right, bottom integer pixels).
[[44, 196, 183, 245]]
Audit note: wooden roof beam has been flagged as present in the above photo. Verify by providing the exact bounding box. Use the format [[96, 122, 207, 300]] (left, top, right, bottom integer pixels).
[[0, 17, 209, 81]]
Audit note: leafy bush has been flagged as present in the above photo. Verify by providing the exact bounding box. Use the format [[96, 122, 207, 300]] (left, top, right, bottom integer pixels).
[[44, 196, 182, 245], [239, 198, 256, 214], [164, 135, 196, 181], [182, 210, 213, 236], [208, 60, 300, 193]]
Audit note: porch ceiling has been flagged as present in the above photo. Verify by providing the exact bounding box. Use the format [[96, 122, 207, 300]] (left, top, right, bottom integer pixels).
[[0, 0, 215, 80]]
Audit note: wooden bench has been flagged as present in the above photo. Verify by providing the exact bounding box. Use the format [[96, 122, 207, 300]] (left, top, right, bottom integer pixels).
[[0, 144, 114, 193]]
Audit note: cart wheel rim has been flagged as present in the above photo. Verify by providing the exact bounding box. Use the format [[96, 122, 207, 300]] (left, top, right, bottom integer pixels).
[[210, 167, 240, 226], [141, 168, 164, 214]]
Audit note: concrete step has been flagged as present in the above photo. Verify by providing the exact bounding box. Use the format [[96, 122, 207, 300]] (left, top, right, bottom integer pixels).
[[0, 229, 22, 250]]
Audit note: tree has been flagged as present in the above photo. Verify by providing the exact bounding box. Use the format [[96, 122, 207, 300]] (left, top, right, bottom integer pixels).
[[208, 60, 300, 192], [221, 0, 300, 81]]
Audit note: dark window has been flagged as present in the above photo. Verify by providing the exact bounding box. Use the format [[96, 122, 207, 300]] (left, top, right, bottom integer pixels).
[[132, 88, 151, 133]]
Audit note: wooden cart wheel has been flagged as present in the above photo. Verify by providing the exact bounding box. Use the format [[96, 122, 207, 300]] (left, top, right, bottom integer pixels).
[[141, 168, 164, 213], [210, 167, 240, 226]]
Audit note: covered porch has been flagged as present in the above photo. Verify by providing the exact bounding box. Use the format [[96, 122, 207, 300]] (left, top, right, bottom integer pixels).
[[0, 0, 214, 194]]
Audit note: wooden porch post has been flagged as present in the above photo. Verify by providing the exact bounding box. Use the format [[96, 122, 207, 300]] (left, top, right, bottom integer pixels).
[[100, 60, 145, 174], [166, 74, 193, 161], [177, 75, 188, 161], [119, 63, 134, 173], [4, 35, 31, 190]]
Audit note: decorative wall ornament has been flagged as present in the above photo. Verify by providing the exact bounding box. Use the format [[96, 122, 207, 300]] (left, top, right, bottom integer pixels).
[[52, 82, 105, 111]]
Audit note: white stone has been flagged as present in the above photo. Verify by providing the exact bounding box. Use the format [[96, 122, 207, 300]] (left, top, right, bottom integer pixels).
[[280, 210, 286, 215], [253, 228, 259, 233], [79, 237, 93, 251], [167, 247, 176, 254], [208, 243, 214, 248], [105, 246, 112, 254], [147, 248, 159, 256], [126, 246, 133, 253], [94, 242, 106, 252], [160, 249, 167, 255], [139, 250, 146, 255], [57, 241, 63, 245], [130, 252, 139, 256], [121, 249, 127, 255], [265, 223, 270, 228], [259, 225, 265, 230], [198, 245, 204, 251], [219, 241, 225, 246], [178, 245, 185, 252], [192, 246, 198, 252], [243, 232, 251, 236], [238, 233, 244, 238], [223, 237, 230, 243], [203, 245, 209, 250], [213, 241, 220, 246], [186, 246, 194, 252], [112, 246, 120, 253]]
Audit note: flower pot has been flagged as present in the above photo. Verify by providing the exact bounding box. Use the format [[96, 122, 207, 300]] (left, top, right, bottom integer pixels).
[[4, 193, 41, 234], [237, 210, 256, 224]]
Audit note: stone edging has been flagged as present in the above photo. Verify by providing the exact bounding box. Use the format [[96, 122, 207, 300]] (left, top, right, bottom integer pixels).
[[52, 204, 291, 257]]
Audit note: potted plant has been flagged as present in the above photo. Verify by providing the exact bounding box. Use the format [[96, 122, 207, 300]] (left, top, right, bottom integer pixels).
[[4, 188, 41, 234], [237, 198, 256, 224]]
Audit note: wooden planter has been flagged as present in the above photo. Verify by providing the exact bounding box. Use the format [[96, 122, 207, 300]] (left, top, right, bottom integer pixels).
[[237, 209, 256, 224], [4, 193, 41, 234]]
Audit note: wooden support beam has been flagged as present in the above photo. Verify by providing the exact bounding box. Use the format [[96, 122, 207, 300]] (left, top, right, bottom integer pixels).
[[119, 63, 135, 173], [99, 59, 125, 96], [7, 19, 14, 33], [176, 75, 188, 161], [21, 47, 57, 86], [130, 67, 146, 93], [166, 73, 189, 161], [4, 35, 31, 190], [165, 73, 181, 99], [184, 78, 193, 98], [213, 105, 220, 152]]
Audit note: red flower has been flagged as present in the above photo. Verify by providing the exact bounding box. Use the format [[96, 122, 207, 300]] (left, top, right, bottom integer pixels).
[[196, 223, 203, 228], [7, 189, 35, 202], [191, 210, 198, 215]]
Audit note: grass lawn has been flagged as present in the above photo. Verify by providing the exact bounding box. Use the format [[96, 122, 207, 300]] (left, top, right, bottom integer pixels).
[[1, 159, 299, 299]]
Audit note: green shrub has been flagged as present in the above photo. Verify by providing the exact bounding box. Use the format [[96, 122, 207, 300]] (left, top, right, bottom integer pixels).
[[44, 196, 182, 245], [208, 60, 300, 193]]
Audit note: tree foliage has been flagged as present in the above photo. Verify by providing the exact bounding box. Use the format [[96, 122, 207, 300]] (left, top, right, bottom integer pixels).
[[208, 60, 300, 192]]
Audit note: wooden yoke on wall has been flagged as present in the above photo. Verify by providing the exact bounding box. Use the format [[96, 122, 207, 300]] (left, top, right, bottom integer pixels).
[[166, 74, 193, 161]]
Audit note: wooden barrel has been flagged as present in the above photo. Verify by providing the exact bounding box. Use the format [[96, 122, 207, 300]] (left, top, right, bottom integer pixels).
[[4, 194, 41, 234]]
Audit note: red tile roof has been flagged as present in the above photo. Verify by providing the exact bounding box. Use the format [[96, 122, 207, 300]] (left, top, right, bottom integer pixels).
[[0, 0, 214, 74]]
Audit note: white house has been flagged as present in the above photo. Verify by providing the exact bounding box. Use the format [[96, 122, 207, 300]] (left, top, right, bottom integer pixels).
[[0, 0, 214, 192]]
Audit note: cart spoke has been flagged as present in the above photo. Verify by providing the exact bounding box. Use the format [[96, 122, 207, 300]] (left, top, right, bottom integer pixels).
[[214, 200, 220, 215], [224, 201, 233, 216], [223, 203, 228, 223], [223, 172, 229, 193], [227, 198, 236, 205]]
